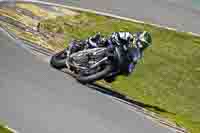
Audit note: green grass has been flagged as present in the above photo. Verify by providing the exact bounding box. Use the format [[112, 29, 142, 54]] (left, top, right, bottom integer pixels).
[[16, 3, 58, 18], [0, 3, 200, 133], [0, 125, 13, 133]]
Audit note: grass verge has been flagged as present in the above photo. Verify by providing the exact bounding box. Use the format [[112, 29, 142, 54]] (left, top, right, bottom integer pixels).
[[0, 125, 13, 133], [0, 2, 199, 133]]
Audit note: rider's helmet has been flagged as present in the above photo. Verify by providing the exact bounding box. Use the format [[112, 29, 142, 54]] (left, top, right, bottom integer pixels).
[[111, 32, 133, 46], [134, 31, 152, 50]]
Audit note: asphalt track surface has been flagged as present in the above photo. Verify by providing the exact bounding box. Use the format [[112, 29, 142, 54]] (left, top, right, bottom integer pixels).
[[0, 28, 176, 133], [41, 0, 200, 34]]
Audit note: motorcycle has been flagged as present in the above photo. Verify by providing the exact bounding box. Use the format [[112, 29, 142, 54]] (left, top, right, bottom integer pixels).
[[50, 40, 133, 84]]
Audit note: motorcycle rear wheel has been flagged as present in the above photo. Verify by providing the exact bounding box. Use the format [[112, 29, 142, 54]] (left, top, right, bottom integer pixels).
[[50, 50, 67, 69]]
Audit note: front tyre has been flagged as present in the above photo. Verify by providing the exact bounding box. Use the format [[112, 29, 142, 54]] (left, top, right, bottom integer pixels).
[[50, 50, 67, 69], [76, 65, 113, 84]]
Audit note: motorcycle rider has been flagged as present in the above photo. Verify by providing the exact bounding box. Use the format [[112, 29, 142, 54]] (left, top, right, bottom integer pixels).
[[67, 31, 152, 82], [104, 31, 152, 82]]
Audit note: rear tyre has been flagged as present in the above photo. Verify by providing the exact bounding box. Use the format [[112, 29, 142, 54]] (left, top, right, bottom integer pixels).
[[50, 50, 67, 69], [76, 65, 113, 84]]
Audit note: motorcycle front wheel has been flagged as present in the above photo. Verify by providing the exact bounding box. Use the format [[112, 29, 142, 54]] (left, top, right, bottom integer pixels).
[[76, 65, 113, 84]]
